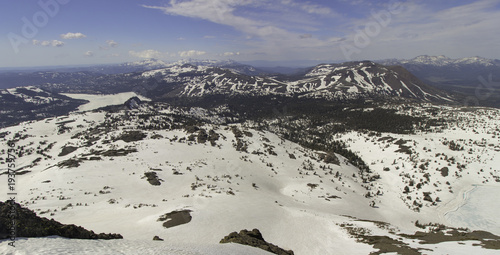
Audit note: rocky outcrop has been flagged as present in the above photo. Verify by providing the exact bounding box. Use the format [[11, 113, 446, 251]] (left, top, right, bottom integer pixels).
[[153, 235, 164, 241], [220, 229, 294, 255], [0, 200, 122, 240]]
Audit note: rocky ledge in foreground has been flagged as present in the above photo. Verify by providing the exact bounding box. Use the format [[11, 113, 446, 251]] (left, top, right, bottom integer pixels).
[[220, 228, 294, 255], [0, 200, 122, 240]]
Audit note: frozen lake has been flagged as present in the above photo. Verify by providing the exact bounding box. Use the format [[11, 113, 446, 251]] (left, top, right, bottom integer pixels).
[[445, 185, 500, 235]]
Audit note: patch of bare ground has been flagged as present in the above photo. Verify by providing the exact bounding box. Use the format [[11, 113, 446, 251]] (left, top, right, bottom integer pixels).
[[401, 229, 500, 250], [157, 210, 192, 228], [340, 219, 500, 254]]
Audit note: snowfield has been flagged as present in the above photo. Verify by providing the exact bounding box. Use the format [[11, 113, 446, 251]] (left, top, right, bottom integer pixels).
[[334, 105, 500, 234], [61, 92, 151, 112], [0, 237, 272, 255], [1, 100, 499, 254], [445, 185, 500, 235]]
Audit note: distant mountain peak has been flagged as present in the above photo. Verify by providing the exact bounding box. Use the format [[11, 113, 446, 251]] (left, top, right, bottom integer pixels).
[[389, 55, 496, 67], [409, 55, 452, 66], [375, 55, 500, 107], [123, 58, 168, 68]]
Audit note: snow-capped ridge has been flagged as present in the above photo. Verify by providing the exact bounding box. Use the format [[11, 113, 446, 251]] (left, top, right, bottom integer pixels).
[[133, 60, 454, 103], [383, 55, 498, 67], [123, 58, 168, 68]]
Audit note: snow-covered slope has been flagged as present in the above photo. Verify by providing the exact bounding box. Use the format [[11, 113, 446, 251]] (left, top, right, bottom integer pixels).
[[1, 100, 499, 254], [0, 108, 374, 254], [334, 105, 500, 229]]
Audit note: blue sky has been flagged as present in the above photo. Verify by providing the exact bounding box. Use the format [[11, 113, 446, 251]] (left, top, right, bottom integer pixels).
[[1, 0, 500, 68]]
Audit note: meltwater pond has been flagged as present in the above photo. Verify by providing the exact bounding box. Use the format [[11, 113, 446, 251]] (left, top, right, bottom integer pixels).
[[445, 185, 500, 235]]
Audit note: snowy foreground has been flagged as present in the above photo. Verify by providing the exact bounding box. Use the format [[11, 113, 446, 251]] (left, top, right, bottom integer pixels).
[[2, 236, 499, 255], [1, 94, 499, 254], [0, 237, 272, 255]]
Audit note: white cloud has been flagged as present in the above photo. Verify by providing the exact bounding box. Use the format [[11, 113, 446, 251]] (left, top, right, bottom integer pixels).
[[143, 0, 337, 51], [203, 35, 216, 39], [339, 0, 371, 6], [280, 0, 335, 15], [106, 40, 118, 48], [223, 52, 240, 56], [300, 3, 332, 15], [178, 50, 207, 57], [51, 40, 65, 47], [60, 32, 87, 39], [129, 49, 165, 59], [143, 0, 338, 59], [32, 40, 65, 47], [143, 0, 500, 61], [84, 51, 94, 57], [328, 37, 345, 43], [337, 0, 500, 60]]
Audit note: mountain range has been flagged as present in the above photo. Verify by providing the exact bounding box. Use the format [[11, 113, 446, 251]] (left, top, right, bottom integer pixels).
[[1, 55, 499, 107], [0, 58, 458, 128], [377, 55, 500, 107]]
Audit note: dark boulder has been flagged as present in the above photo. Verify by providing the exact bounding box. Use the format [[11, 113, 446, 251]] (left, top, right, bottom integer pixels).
[[220, 228, 294, 255], [153, 235, 164, 241]]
